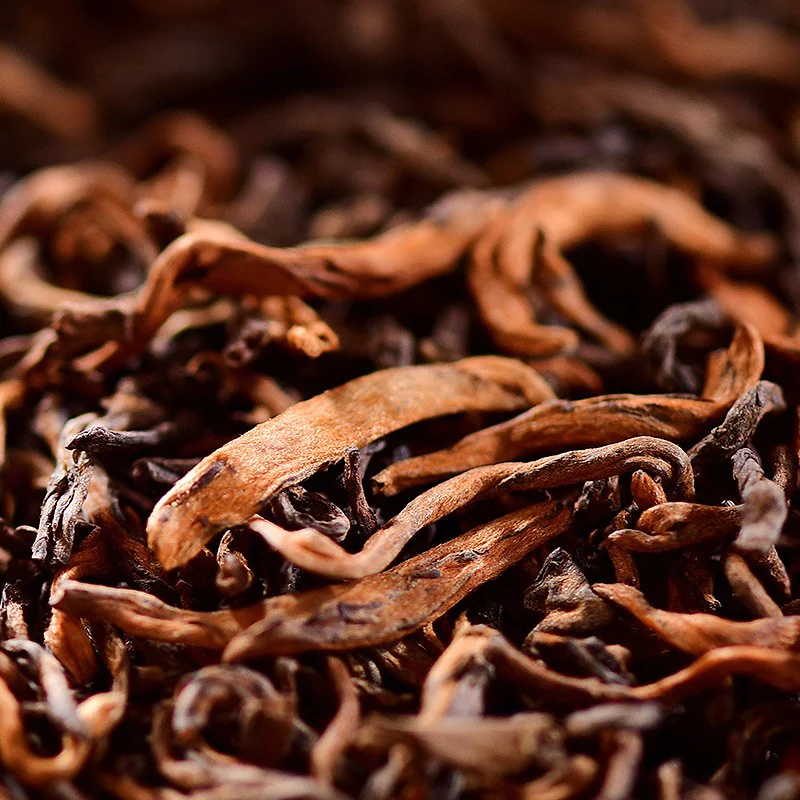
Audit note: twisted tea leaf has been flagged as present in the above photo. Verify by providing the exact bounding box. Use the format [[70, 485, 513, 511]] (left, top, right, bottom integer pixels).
[[56, 499, 572, 657], [376, 325, 763, 494], [148, 356, 554, 569], [252, 436, 691, 579]]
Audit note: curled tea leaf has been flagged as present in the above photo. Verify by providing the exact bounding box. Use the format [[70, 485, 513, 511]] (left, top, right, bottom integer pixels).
[[252, 436, 691, 579], [376, 325, 763, 494], [606, 502, 741, 553], [593, 583, 800, 655], [469, 173, 773, 357], [225, 499, 572, 660], [57, 498, 572, 657], [148, 356, 554, 569]]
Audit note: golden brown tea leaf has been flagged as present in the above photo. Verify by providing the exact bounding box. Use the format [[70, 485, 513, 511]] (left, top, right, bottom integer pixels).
[[722, 551, 783, 619], [96, 188, 510, 363], [375, 325, 763, 494], [606, 502, 741, 553], [358, 713, 562, 777], [0, 45, 98, 138], [0, 239, 110, 325], [224, 499, 572, 660], [0, 674, 90, 786], [0, 163, 138, 251], [311, 658, 360, 785], [251, 436, 691, 579], [147, 356, 554, 569], [44, 529, 108, 685], [593, 583, 800, 654], [57, 499, 571, 657], [469, 173, 774, 357], [632, 646, 800, 702]]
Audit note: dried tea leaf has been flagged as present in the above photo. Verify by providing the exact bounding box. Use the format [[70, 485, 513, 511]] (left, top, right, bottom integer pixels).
[[2, 639, 88, 738], [171, 665, 296, 767], [593, 729, 643, 800], [642, 298, 728, 393], [0, 674, 90, 786], [310, 657, 360, 785], [33, 413, 97, 566], [526, 632, 633, 686], [486, 0, 800, 84], [57, 499, 572, 657], [51, 576, 264, 650], [376, 325, 763, 494], [731, 447, 788, 553], [469, 173, 773, 356], [0, 45, 98, 138], [593, 583, 800, 655], [525, 548, 616, 635], [225, 499, 572, 660], [0, 162, 128, 242], [44, 529, 108, 684], [0, 238, 111, 325], [148, 357, 554, 568], [252, 436, 691, 579], [268, 486, 351, 543], [358, 712, 563, 777], [632, 647, 800, 701], [215, 530, 255, 599], [69, 187, 511, 365], [607, 501, 741, 553], [722, 551, 782, 619], [688, 382, 786, 476]]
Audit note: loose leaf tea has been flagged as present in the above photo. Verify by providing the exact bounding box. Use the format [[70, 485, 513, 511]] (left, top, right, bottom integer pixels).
[[5, 2, 800, 798], [149, 356, 554, 568]]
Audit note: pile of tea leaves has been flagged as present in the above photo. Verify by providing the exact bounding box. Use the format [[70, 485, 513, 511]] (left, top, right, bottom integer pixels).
[[3, 1, 800, 798]]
